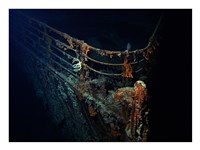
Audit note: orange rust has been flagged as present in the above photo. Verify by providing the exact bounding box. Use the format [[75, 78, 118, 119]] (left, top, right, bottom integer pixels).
[[134, 84, 146, 104], [114, 90, 124, 100], [123, 56, 133, 78], [88, 105, 97, 117], [81, 44, 90, 55], [84, 45, 90, 55], [111, 129, 121, 138], [67, 38, 74, 49]]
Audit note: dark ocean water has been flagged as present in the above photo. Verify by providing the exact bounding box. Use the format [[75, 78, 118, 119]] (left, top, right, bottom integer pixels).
[[9, 9, 192, 142], [9, 51, 60, 142]]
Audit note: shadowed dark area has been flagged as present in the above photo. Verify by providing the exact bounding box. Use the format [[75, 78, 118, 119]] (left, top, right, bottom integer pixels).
[[9, 53, 61, 142], [148, 10, 192, 142]]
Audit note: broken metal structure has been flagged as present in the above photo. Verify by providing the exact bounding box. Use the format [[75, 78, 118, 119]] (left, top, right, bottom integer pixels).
[[10, 10, 161, 141]]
